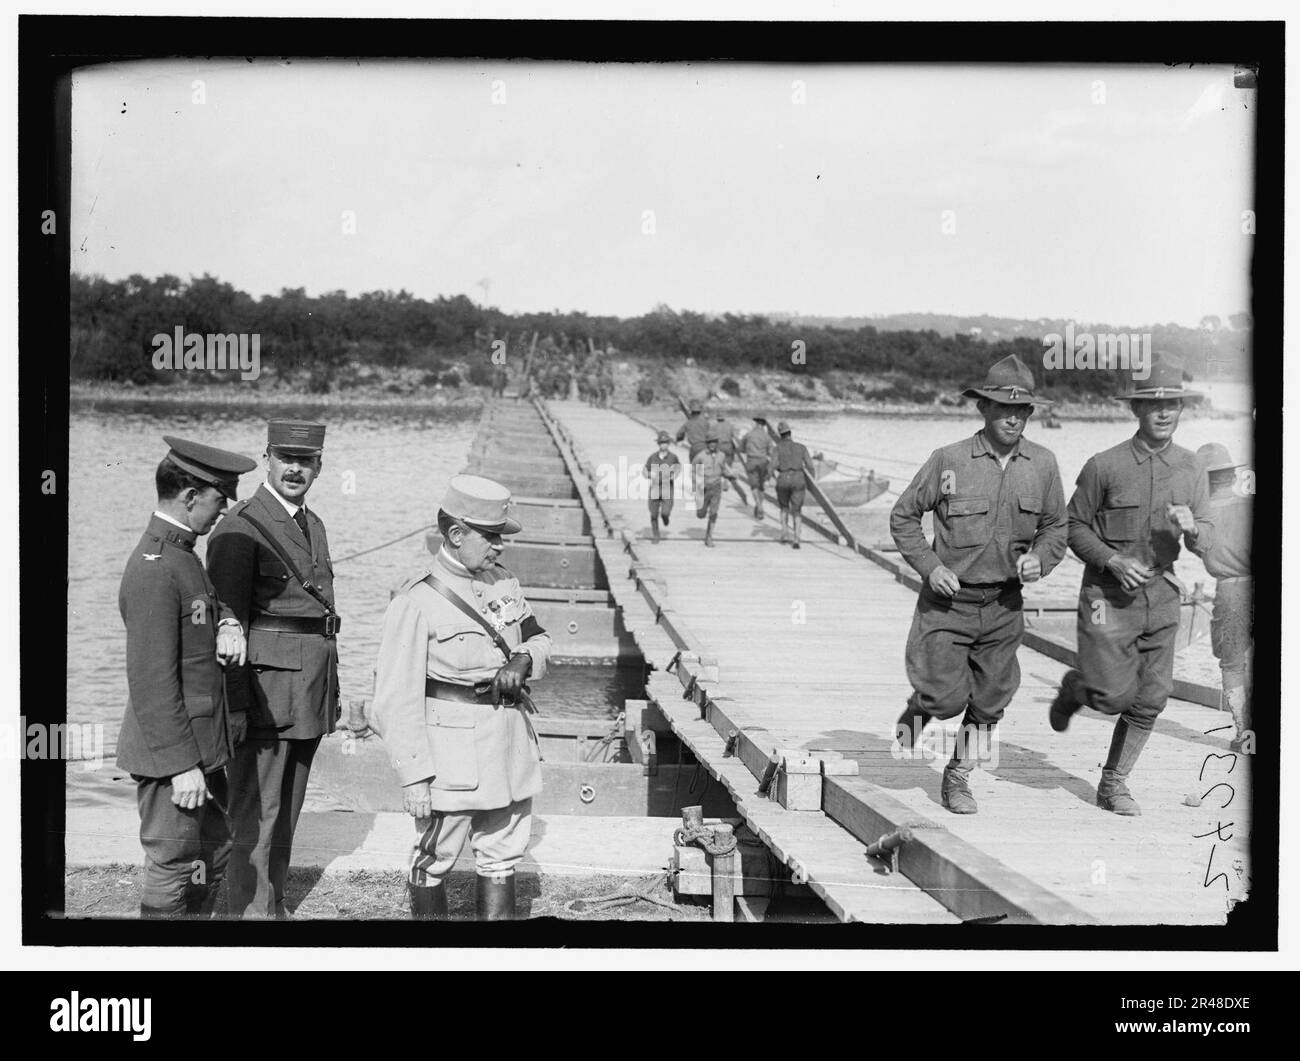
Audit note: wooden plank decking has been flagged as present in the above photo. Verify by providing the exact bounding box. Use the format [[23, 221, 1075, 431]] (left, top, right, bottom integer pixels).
[[534, 399, 1252, 926]]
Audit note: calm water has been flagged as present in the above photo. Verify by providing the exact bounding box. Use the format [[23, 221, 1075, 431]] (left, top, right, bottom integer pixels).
[[69, 397, 1253, 743]]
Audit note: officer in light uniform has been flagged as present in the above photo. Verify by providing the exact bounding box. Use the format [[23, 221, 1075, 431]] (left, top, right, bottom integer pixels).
[[1048, 357, 1215, 815], [370, 474, 552, 920], [117, 437, 256, 917]]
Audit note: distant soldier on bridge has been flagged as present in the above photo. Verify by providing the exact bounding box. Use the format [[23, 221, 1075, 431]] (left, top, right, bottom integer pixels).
[[740, 416, 775, 520]]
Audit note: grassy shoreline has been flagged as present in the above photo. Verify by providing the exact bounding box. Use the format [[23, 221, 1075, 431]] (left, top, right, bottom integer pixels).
[[70, 379, 1248, 423]]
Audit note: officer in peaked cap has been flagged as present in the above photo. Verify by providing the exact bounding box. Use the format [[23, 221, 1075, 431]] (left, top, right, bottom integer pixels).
[[1047, 356, 1215, 815], [890, 355, 1067, 815], [370, 474, 552, 921], [117, 437, 257, 918], [206, 418, 340, 918]]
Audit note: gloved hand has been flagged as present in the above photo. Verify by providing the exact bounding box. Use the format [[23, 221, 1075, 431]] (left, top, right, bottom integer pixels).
[[229, 711, 248, 749], [491, 653, 532, 706], [403, 780, 432, 820]]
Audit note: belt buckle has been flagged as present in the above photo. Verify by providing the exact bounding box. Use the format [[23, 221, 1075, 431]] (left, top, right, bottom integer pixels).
[[324, 614, 341, 637]]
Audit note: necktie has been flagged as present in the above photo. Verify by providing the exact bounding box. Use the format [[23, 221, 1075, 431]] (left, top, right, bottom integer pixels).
[[293, 508, 312, 550]]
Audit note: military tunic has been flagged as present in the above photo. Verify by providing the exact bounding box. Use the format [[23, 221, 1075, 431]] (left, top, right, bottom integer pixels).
[[1067, 435, 1215, 727], [890, 431, 1067, 724], [371, 548, 552, 883], [117, 514, 237, 914], [206, 482, 340, 917], [675, 414, 711, 461]]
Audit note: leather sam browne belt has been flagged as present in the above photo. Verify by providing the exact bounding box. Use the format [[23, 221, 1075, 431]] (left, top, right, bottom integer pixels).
[[425, 678, 495, 704], [250, 614, 342, 637]]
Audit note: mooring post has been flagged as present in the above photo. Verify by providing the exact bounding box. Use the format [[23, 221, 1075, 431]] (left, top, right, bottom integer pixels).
[[711, 824, 735, 923]]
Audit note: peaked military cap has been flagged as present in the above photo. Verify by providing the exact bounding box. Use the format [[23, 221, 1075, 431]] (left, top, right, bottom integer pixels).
[[162, 436, 257, 500], [962, 355, 1053, 406], [267, 419, 326, 454], [441, 473, 522, 535], [1114, 356, 1203, 401]]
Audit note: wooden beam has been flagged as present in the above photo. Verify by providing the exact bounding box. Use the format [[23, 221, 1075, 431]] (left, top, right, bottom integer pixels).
[[823, 775, 1097, 925]]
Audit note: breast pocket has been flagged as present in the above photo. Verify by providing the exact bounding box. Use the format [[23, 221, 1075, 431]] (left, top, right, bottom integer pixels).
[[1098, 495, 1141, 543], [945, 496, 991, 548], [425, 701, 479, 791], [1013, 494, 1042, 541], [432, 622, 493, 675]]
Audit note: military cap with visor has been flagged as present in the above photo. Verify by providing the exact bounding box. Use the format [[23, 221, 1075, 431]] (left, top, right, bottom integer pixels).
[[162, 435, 258, 501], [267, 419, 327, 455], [441, 473, 522, 535]]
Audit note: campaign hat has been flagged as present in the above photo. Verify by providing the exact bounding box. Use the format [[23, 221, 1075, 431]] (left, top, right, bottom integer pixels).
[[656, 430, 673, 444], [162, 436, 257, 501], [776, 420, 792, 436], [705, 428, 721, 443], [1114, 356, 1203, 401], [267, 419, 326, 455], [1197, 442, 1244, 475], [440, 473, 522, 535], [687, 399, 703, 414], [961, 355, 1053, 406]]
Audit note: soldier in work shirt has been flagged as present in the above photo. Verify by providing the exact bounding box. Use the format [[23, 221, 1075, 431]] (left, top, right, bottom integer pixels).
[[675, 398, 711, 461], [740, 416, 776, 520], [693, 428, 732, 548], [117, 437, 256, 918], [890, 355, 1066, 815], [1196, 443, 1253, 752], [370, 474, 552, 921], [1048, 358, 1215, 815], [642, 430, 682, 543], [207, 419, 341, 918], [772, 420, 815, 549]]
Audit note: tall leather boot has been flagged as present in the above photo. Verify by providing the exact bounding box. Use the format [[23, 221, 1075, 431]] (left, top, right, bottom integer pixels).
[[1096, 717, 1151, 816], [475, 873, 516, 921], [409, 881, 449, 921]]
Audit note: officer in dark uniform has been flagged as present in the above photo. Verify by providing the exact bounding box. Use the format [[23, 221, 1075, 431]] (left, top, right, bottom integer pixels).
[[890, 355, 1067, 814], [117, 437, 257, 918], [207, 419, 340, 918], [1048, 358, 1215, 815], [370, 474, 552, 920]]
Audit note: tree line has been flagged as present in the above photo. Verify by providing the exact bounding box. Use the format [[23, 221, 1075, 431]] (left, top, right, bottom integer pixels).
[[71, 273, 1248, 400]]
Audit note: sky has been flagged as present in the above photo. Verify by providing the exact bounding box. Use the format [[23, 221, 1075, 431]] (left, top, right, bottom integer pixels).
[[70, 59, 1256, 327]]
